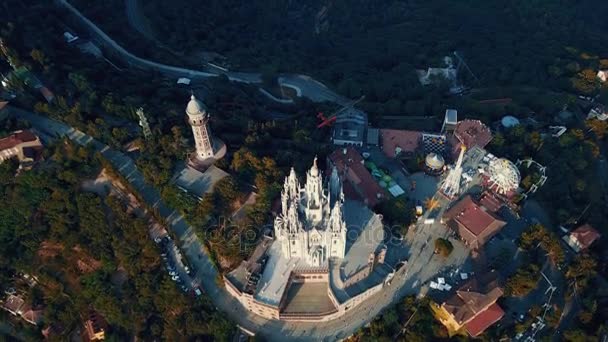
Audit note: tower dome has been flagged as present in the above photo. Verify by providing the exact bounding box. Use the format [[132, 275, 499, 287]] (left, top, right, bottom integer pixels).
[[186, 95, 207, 117]]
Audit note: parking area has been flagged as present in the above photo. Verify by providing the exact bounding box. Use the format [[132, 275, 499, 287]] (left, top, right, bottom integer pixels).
[[155, 235, 203, 297]]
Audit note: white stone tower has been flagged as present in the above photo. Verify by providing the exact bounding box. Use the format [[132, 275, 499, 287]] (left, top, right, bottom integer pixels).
[[186, 95, 215, 161]]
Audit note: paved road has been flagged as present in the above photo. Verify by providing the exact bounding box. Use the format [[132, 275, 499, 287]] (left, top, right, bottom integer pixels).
[[56, 0, 349, 105], [9, 108, 470, 341]]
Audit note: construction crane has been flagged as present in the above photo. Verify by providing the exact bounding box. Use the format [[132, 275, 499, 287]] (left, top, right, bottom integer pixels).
[[317, 95, 365, 128]]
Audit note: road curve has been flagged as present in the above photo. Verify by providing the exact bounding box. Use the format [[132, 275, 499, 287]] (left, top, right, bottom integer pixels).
[[8, 107, 466, 341], [56, 0, 350, 105]]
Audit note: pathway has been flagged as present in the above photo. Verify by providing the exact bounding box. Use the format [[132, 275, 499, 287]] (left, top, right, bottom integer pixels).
[[56, 0, 349, 105]]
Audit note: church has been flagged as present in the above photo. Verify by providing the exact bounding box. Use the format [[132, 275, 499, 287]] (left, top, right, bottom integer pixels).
[[274, 159, 347, 266]]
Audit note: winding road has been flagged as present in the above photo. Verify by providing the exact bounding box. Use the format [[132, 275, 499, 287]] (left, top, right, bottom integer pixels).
[[7, 107, 466, 341], [56, 0, 349, 106]]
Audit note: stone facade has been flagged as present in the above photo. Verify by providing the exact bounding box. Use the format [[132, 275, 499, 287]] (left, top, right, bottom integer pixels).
[[274, 159, 347, 266]]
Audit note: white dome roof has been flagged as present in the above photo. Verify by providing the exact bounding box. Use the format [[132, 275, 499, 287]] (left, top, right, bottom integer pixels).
[[186, 95, 207, 116], [488, 158, 520, 194], [501, 115, 520, 128], [425, 153, 445, 170]]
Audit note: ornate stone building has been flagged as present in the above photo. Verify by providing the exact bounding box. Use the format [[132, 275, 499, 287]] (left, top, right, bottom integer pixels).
[[274, 158, 347, 266]]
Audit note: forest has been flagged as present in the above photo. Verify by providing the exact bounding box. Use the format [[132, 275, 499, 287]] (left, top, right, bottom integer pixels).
[[0, 138, 233, 340], [69, 0, 608, 120]]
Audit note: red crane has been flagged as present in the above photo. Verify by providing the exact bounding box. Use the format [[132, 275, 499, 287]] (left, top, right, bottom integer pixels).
[[316, 96, 365, 129]]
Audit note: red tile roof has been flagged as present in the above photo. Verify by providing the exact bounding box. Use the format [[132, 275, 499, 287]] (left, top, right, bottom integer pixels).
[[465, 302, 504, 337], [454, 119, 492, 149], [328, 147, 386, 207], [444, 195, 506, 237], [571, 224, 601, 250], [0, 130, 38, 151], [478, 192, 503, 213], [20, 307, 44, 325], [380, 129, 422, 158], [39, 86, 54, 102]]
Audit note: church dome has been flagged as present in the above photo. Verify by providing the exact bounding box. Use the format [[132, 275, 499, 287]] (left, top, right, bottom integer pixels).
[[186, 95, 207, 116]]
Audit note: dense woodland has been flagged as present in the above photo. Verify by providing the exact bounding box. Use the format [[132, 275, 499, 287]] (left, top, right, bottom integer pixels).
[[71, 0, 608, 119], [0, 140, 233, 340]]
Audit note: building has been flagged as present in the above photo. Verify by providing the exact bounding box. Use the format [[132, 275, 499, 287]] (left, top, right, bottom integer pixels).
[[1, 294, 43, 326], [442, 195, 506, 249], [20, 305, 43, 325], [186, 95, 225, 163], [564, 224, 601, 252], [332, 108, 368, 147], [328, 147, 386, 207], [224, 160, 392, 321], [451, 119, 493, 158], [38, 86, 54, 103], [83, 310, 107, 341], [587, 105, 608, 121], [172, 164, 229, 201], [274, 158, 347, 265], [0, 130, 43, 168], [598, 70, 608, 83], [442, 109, 458, 133], [366, 127, 380, 146], [380, 129, 422, 158], [2, 294, 25, 316], [436, 271, 504, 337]]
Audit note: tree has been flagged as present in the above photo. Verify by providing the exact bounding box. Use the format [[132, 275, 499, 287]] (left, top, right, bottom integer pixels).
[[30, 48, 46, 67], [565, 254, 597, 291], [585, 119, 608, 139], [434, 238, 453, 257], [505, 264, 540, 297]]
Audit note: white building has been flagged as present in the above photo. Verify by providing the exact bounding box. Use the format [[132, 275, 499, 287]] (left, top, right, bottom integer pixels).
[[587, 105, 608, 121], [186, 95, 224, 162], [274, 159, 347, 266], [597, 70, 608, 83]]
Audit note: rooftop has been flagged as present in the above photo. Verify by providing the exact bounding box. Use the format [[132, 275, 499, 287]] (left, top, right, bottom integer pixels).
[[328, 147, 386, 207], [442, 271, 503, 327], [478, 192, 503, 213], [454, 119, 492, 149], [332, 108, 368, 144], [0, 130, 39, 151], [570, 224, 601, 250], [254, 243, 304, 306], [341, 200, 385, 278], [444, 195, 506, 237], [2, 294, 25, 314], [464, 302, 505, 337], [380, 129, 422, 158], [173, 164, 229, 200]]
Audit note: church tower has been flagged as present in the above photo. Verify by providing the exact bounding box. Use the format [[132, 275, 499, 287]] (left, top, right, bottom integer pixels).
[[186, 95, 215, 160]]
